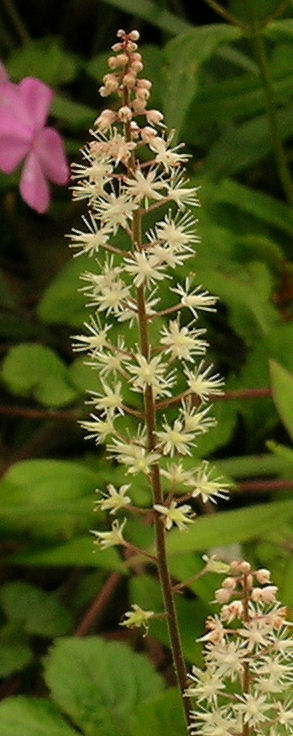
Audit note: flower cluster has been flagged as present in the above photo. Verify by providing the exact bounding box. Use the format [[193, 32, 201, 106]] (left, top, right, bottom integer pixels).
[[70, 29, 228, 553], [185, 561, 293, 736], [0, 62, 68, 213]]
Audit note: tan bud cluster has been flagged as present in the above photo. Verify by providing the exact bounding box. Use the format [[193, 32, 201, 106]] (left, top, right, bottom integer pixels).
[[96, 28, 164, 134]]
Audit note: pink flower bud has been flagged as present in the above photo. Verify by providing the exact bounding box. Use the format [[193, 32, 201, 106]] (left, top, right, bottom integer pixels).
[[215, 587, 232, 604], [261, 585, 278, 603], [129, 30, 140, 41], [146, 109, 164, 125], [118, 105, 132, 122], [239, 561, 251, 574], [255, 568, 271, 584], [222, 576, 236, 590]]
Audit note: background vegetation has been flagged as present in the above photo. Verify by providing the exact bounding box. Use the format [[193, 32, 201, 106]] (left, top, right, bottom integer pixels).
[[0, 1, 293, 734]]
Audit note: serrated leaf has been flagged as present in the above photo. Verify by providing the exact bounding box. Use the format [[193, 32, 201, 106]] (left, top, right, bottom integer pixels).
[[0, 582, 72, 637], [270, 360, 293, 441], [44, 637, 164, 736], [0, 697, 78, 736], [7, 37, 79, 85], [130, 688, 186, 736], [1, 344, 78, 407], [162, 24, 242, 134]]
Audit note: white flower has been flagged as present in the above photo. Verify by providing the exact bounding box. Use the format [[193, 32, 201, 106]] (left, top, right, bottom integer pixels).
[[190, 707, 236, 736], [93, 190, 138, 233], [156, 418, 196, 456], [234, 692, 271, 727], [89, 381, 124, 414], [72, 317, 111, 353], [186, 666, 225, 704], [82, 267, 130, 315], [154, 500, 195, 531], [180, 403, 216, 435], [69, 214, 113, 257], [124, 167, 165, 206], [124, 251, 165, 287], [95, 483, 131, 514], [172, 277, 218, 317], [206, 639, 245, 680], [126, 354, 175, 397], [90, 344, 126, 377], [185, 361, 224, 402], [80, 412, 115, 443], [166, 173, 200, 209], [149, 209, 198, 248], [148, 132, 190, 171], [160, 462, 194, 489], [91, 518, 127, 548], [108, 438, 160, 475], [120, 604, 154, 634], [160, 320, 208, 361], [189, 461, 230, 503]]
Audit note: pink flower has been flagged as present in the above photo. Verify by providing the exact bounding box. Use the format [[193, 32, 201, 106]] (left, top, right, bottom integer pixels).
[[0, 73, 69, 213]]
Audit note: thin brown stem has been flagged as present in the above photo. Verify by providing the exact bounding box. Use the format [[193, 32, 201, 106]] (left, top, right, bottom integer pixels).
[[75, 572, 122, 636]]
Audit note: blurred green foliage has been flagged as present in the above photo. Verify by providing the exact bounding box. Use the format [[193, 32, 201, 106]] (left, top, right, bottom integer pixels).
[[0, 0, 293, 732]]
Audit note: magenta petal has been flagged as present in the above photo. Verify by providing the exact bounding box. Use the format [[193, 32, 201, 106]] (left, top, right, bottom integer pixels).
[[0, 82, 32, 126], [0, 132, 31, 173], [0, 62, 8, 83], [36, 127, 69, 185], [20, 151, 50, 213], [19, 78, 52, 131]]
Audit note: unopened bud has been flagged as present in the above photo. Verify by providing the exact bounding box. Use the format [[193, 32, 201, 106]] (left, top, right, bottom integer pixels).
[[129, 30, 140, 41], [215, 587, 232, 604], [118, 105, 132, 122], [255, 568, 271, 585]]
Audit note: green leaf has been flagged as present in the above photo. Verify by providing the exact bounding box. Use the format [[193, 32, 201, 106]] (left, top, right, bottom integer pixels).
[[204, 105, 293, 178], [211, 178, 293, 238], [196, 261, 277, 345], [0, 460, 98, 539], [0, 639, 32, 678], [130, 688, 186, 736], [270, 360, 293, 441], [0, 582, 72, 637], [164, 500, 293, 556], [44, 637, 164, 736], [9, 536, 126, 572], [1, 344, 78, 407], [7, 38, 79, 85], [98, 0, 191, 34], [37, 257, 88, 328], [266, 440, 293, 469], [0, 697, 78, 736], [265, 18, 293, 41], [162, 25, 242, 134], [51, 94, 96, 129]]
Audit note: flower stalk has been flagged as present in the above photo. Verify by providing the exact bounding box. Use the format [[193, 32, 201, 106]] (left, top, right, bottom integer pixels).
[[69, 28, 229, 732]]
